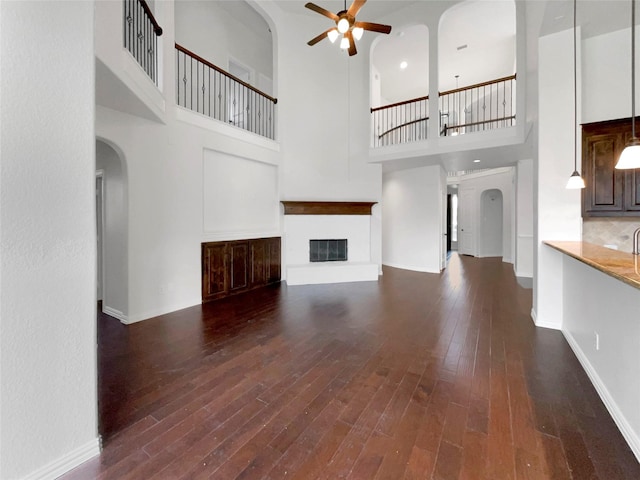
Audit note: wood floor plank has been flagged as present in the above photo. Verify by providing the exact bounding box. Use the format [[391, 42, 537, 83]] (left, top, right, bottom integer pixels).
[[58, 256, 639, 480]]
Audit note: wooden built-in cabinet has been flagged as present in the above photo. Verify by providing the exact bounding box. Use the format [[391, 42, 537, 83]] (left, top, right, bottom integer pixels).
[[202, 237, 281, 302], [582, 117, 640, 217]]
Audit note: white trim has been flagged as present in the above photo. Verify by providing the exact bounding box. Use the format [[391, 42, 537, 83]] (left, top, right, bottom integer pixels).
[[95, 171, 105, 303], [382, 261, 442, 274], [22, 438, 100, 480], [124, 298, 201, 325], [102, 305, 127, 324], [202, 230, 281, 242], [563, 330, 640, 462], [533, 319, 561, 330], [176, 107, 279, 152]]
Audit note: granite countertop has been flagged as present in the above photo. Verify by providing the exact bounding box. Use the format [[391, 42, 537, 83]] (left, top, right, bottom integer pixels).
[[544, 240, 640, 291]]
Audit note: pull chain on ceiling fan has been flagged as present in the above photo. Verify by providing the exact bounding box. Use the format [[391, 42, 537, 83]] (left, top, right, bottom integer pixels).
[[305, 0, 392, 56]]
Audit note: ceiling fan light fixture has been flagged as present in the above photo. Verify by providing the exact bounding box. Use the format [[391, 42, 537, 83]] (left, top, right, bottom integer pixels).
[[337, 17, 350, 34], [340, 36, 350, 49], [327, 29, 339, 43], [353, 26, 364, 40]]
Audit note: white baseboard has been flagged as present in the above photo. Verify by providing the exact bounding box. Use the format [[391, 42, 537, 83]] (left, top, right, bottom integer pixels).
[[563, 330, 640, 462], [530, 308, 537, 324], [382, 261, 441, 274], [23, 437, 100, 480], [102, 305, 127, 324], [530, 308, 562, 330], [124, 298, 201, 325]]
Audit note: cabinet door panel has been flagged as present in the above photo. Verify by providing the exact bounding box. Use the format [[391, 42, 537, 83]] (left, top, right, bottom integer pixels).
[[250, 239, 267, 287], [267, 237, 281, 283], [626, 169, 640, 210], [229, 242, 249, 292], [202, 243, 227, 301], [583, 133, 625, 213]]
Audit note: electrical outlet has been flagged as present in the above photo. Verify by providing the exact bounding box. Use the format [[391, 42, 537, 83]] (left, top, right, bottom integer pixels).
[[595, 331, 600, 351]]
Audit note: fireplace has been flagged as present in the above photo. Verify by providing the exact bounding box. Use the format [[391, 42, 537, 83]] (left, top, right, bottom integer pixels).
[[310, 239, 347, 262], [282, 201, 379, 285]]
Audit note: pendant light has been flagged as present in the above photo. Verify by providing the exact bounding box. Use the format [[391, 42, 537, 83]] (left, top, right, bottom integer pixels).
[[567, 0, 586, 189], [616, 0, 640, 169]]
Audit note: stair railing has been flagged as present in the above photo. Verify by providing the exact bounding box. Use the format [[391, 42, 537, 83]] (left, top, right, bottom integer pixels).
[[175, 44, 277, 140], [123, 0, 163, 86], [439, 74, 516, 137], [372, 74, 516, 147], [371, 96, 429, 147]]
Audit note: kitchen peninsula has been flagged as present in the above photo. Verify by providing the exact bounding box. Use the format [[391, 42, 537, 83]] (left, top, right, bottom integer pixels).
[[543, 241, 640, 461]]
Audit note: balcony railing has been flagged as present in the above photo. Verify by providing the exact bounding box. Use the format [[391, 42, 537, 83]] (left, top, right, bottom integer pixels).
[[175, 44, 277, 140], [124, 0, 162, 86], [371, 74, 516, 147], [439, 74, 516, 137], [371, 96, 429, 148]]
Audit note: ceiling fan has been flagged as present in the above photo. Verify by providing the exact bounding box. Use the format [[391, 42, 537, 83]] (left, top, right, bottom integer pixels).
[[305, 0, 392, 56]]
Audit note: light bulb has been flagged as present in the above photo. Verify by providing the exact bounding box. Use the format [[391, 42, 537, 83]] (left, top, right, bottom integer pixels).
[[566, 171, 586, 189], [615, 138, 640, 169], [327, 29, 339, 43], [353, 27, 364, 40], [337, 17, 349, 34], [340, 36, 350, 49]]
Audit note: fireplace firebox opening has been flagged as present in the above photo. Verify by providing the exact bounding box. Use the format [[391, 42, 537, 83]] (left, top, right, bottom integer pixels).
[[310, 239, 348, 262]]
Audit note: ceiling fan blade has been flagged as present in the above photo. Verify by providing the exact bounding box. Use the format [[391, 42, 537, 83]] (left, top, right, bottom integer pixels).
[[347, 0, 366, 17], [305, 2, 339, 21], [346, 30, 357, 56], [354, 21, 392, 34], [307, 28, 333, 46]]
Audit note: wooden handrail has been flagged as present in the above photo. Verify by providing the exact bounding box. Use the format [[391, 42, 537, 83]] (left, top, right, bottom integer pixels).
[[378, 117, 429, 139], [139, 0, 163, 36], [445, 115, 516, 132], [175, 43, 278, 104], [439, 74, 516, 97], [371, 95, 429, 113]]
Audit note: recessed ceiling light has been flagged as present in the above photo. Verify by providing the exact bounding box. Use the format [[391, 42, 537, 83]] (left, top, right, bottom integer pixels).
[[400, 61, 408, 70], [473, 159, 481, 163]]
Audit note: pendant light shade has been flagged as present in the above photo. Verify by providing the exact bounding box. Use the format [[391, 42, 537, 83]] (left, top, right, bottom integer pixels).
[[566, 0, 585, 189], [566, 170, 586, 189], [617, 138, 640, 168], [327, 29, 339, 43], [616, 0, 640, 169], [340, 36, 350, 49]]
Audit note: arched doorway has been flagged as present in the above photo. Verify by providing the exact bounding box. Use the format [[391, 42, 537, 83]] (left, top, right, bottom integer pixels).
[[480, 188, 503, 258], [96, 139, 128, 321]]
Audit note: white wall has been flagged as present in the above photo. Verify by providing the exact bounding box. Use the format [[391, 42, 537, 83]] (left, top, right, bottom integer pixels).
[[382, 164, 444, 273], [535, 28, 583, 329], [515, 158, 534, 278], [0, 2, 99, 478], [583, 27, 639, 124], [458, 167, 515, 263], [96, 141, 128, 321]]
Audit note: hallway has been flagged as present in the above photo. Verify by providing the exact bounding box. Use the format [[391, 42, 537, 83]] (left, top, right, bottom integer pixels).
[[64, 255, 639, 479]]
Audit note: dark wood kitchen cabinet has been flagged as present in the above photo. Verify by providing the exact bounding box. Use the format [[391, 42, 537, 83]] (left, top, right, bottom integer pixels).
[[582, 117, 640, 216], [202, 237, 281, 302]]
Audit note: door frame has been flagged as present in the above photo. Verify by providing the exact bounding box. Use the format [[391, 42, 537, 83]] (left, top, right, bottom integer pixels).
[[96, 170, 105, 302]]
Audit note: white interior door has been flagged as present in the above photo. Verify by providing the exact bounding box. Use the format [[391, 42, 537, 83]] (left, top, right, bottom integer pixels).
[[458, 187, 475, 256]]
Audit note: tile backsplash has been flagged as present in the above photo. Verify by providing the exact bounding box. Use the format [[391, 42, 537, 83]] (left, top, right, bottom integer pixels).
[[582, 218, 640, 253]]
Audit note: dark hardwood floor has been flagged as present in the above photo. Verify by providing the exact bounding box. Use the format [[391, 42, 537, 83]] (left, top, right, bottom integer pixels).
[[62, 254, 640, 479]]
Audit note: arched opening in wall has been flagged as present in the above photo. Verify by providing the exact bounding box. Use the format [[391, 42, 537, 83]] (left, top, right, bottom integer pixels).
[[480, 188, 503, 258], [438, 0, 516, 137], [96, 139, 128, 323], [370, 24, 429, 147]]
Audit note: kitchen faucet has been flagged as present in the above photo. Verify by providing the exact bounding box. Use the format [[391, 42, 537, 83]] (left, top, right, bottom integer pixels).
[[634, 227, 640, 255]]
